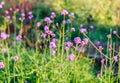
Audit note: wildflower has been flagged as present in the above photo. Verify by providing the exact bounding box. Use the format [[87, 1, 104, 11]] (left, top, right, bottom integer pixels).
[[61, 10, 68, 15], [44, 25, 49, 31], [67, 54, 75, 61], [95, 41, 101, 46], [6, 16, 10, 19], [0, 4, 2, 8], [89, 25, 94, 29], [28, 15, 33, 19], [51, 50, 56, 55], [74, 37, 81, 44], [80, 24, 83, 27], [113, 30, 117, 34], [107, 34, 111, 38], [65, 41, 73, 47], [80, 28, 87, 33], [1, 1, 5, 5], [28, 11, 32, 15], [69, 12, 75, 18], [98, 46, 103, 51], [50, 12, 56, 19], [36, 22, 41, 28], [0, 62, 4, 69], [101, 58, 105, 64], [49, 42, 56, 48], [0, 32, 9, 40], [9, 8, 13, 11], [16, 35, 22, 40], [52, 38, 58, 42], [1, 48, 6, 53], [81, 41, 86, 46], [51, 33, 56, 37], [66, 19, 71, 24], [44, 17, 52, 23], [13, 56, 19, 61], [5, 10, 9, 14], [113, 56, 118, 62], [71, 27, 75, 31], [62, 20, 66, 24], [21, 13, 25, 17], [41, 33, 47, 38], [16, 8, 20, 12], [65, 46, 69, 51]]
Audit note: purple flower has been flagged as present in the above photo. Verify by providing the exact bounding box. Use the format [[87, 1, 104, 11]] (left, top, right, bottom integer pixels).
[[113, 56, 118, 62], [21, 13, 25, 17], [61, 10, 68, 15], [16, 35, 22, 40], [65, 41, 73, 47], [74, 37, 81, 44], [13, 56, 19, 61], [28, 15, 33, 19], [0, 32, 9, 40], [51, 50, 56, 55], [49, 42, 56, 48], [1, 48, 6, 53], [71, 27, 75, 31], [67, 54, 75, 61], [36, 22, 41, 28], [28, 11, 32, 15], [83, 38, 89, 45], [101, 58, 105, 64], [69, 12, 75, 18], [113, 30, 117, 34], [50, 12, 56, 18], [5, 10, 9, 14], [81, 41, 86, 46], [41, 33, 47, 38], [44, 25, 49, 31], [98, 46, 103, 51], [52, 38, 58, 42], [44, 17, 52, 23], [107, 34, 111, 38], [0, 62, 4, 69], [9, 8, 13, 11], [89, 25, 94, 29], [65, 46, 69, 51], [0, 4, 2, 8], [62, 20, 66, 24], [1, 1, 5, 5], [80, 24, 83, 27], [80, 28, 87, 33], [66, 19, 71, 24]]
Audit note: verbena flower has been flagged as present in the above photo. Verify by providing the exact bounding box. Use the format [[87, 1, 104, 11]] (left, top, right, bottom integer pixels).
[[61, 10, 68, 15], [44, 17, 52, 23], [50, 12, 56, 19], [13, 56, 19, 62], [101, 58, 105, 64], [113, 56, 118, 62], [51, 50, 56, 55], [16, 35, 22, 40], [0, 32, 9, 40], [71, 27, 75, 31], [67, 54, 75, 61], [21, 13, 25, 17], [41, 33, 47, 38], [98, 46, 103, 51], [89, 25, 94, 29], [44, 25, 49, 31], [80, 28, 87, 33], [83, 38, 89, 45], [49, 42, 56, 48], [36, 22, 41, 28], [74, 37, 81, 44], [0, 62, 4, 69], [65, 41, 73, 47]]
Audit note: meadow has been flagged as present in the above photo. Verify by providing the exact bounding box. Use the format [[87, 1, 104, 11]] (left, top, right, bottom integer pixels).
[[0, 0, 120, 83]]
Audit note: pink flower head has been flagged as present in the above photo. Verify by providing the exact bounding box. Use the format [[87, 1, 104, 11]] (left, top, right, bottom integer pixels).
[[81, 41, 86, 46], [71, 27, 75, 31], [67, 54, 75, 61], [65, 46, 69, 51], [65, 41, 73, 47], [44, 17, 52, 23], [50, 12, 56, 18], [69, 12, 75, 18], [28, 11, 32, 15], [36, 22, 41, 28], [9, 8, 13, 11], [80, 28, 87, 33], [113, 30, 117, 34], [62, 20, 66, 24], [74, 37, 81, 44], [61, 10, 68, 15], [0, 32, 9, 40], [0, 4, 2, 8], [107, 34, 111, 38], [1, 1, 5, 5], [16, 35, 22, 40], [13, 56, 19, 61], [41, 33, 47, 38], [101, 58, 105, 64], [66, 19, 71, 24], [51, 33, 56, 37], [80, 24, 83, 27], [52, 38, 58, 42], [44, 25, 49, 31], [113, 56, 118, 62], [89, 25, 94, 29], [16, 8, 20, 12], [51, 50, 56, 55], [28, 15, 33, 19], [0, 62, 4, 69], [83, 38, 89, 45], [49, 42, 56, 48], [5, 10, 9, 14], [21, 13, 25, 17], [98, 46, 103, 51], [1, 48, 6, 53]]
